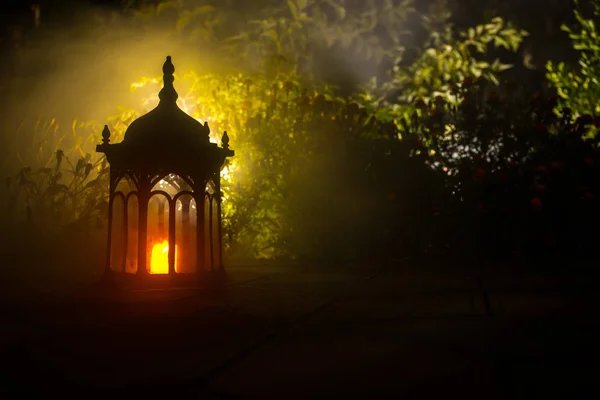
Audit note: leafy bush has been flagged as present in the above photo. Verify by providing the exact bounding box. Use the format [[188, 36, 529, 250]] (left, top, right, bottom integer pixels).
[[399, 79, 600, 261], [547, 0, 600, 120], [11, 0, 595, 271], [90, 0, 528, 260], [123, 70, 428, 260], [360, 15, 527, 119], [0, 117, 113, 286], [129, 0, 417, 77], [2, 118, 109, 233]]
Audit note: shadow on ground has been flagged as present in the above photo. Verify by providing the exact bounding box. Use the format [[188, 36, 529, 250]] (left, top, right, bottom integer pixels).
[[1, 258, 598, 399]]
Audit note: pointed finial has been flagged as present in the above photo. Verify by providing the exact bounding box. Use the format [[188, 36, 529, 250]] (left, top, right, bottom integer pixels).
[[158, 55, 178, 105], [102, 125, 111, 144], [221, 131, 230, 149], [163, 55, 175, 75]]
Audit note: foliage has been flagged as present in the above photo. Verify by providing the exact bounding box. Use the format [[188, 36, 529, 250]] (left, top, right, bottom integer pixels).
[[360, 15, 527, 120], [125, 69, 407, 259], [1, 0, 528, 261], [94, 0, 502, 260], [547, 0, 600, 121], [400, 80, 600, 260], [128, 0, 417, 77], [2, 117, 110, 235], [9, 0, 587, 267]]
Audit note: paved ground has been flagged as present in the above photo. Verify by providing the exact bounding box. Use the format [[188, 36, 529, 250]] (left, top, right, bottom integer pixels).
[[1, 259, 598, 398]]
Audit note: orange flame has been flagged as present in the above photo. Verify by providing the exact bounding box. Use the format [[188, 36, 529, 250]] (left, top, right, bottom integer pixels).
[[150, 240, 178, 274]]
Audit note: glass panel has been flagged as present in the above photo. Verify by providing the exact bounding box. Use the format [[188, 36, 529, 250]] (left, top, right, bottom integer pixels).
[[152, 174, 192, 197], [206, 179, 216, 195], [147, 194, 172, 274], [126, 194, 139, 274], [175, 195, 197, 273], [110, 195, 125, 272], [115, 175, 136, 195]]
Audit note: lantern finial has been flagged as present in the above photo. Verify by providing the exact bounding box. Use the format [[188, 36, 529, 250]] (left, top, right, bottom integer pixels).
[[221, 131, 230, 150], [101, 125, 111, 144], [158, 55, 179, 105]]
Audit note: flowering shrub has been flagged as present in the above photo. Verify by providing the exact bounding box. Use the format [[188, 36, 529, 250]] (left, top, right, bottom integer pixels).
[[400, 79, 600, 261]]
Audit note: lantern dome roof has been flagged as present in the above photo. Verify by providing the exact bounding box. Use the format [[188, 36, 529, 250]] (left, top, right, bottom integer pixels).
[[96, 56, 234, 175], [122, 56, 211, 147]]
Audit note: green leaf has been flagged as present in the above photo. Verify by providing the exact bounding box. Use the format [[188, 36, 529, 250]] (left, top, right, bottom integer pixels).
[[497, 63, 513, 72], [176, 10, 192, 31], [296, 0, 308, 11], [288, 0, 299, 19], [156, 0, 181, 15], [85, 179, 99, 189], [261, 29, 279, 41], [192, 5, 216, 16], [493, 36, 509, 49]]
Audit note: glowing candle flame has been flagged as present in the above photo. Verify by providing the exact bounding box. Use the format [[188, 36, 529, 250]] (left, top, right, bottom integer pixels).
[[150, 240, 178, 274]]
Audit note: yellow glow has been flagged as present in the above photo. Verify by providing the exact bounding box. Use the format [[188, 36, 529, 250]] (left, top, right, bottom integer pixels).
[[150, 240, 178, 274], [130, 77, 159, 91], [220, 161, 236, 202], [178, 98, 192, 114], [221, 162, 235, 182]]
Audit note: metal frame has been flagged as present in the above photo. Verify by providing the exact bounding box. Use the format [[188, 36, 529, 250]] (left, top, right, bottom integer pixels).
[[97, 56, 234, 280]]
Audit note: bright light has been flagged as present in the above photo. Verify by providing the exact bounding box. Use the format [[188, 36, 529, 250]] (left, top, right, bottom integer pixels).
[[220, 161, 236, 202], [178, 98, 191, 114], [150, 239, 178, 274], [221, 162, 235, 182]]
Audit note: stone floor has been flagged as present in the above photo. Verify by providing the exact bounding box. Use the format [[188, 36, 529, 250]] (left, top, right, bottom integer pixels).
[[1, 260, 598, 398]]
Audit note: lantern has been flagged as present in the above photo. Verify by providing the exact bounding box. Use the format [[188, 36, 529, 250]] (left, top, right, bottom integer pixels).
[[96, 56, 234, 281]]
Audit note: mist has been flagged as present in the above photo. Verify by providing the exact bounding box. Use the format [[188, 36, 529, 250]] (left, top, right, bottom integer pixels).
[[0, 0, 404, 148], [0, 0, 429, 289], [2, 2, 599, 397], [0, 0, 536, 282], [3, 1, 396, 120]]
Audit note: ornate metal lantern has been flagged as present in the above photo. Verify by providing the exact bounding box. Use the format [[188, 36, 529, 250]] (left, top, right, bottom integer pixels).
[[96, 56, 234, 281]]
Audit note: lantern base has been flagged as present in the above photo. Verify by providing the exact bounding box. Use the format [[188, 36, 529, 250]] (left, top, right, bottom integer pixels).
[[100, 268, 228, 290]]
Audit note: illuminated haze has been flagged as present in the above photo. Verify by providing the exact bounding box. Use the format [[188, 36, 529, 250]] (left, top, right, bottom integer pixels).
[[0, 0, 424, 263]]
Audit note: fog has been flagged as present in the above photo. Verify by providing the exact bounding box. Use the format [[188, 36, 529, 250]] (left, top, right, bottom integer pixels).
[[6, 12, 200, 123], [0, 0, 431, 288], [1, 4, 598, 396], [0, 0, 424, 124]]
